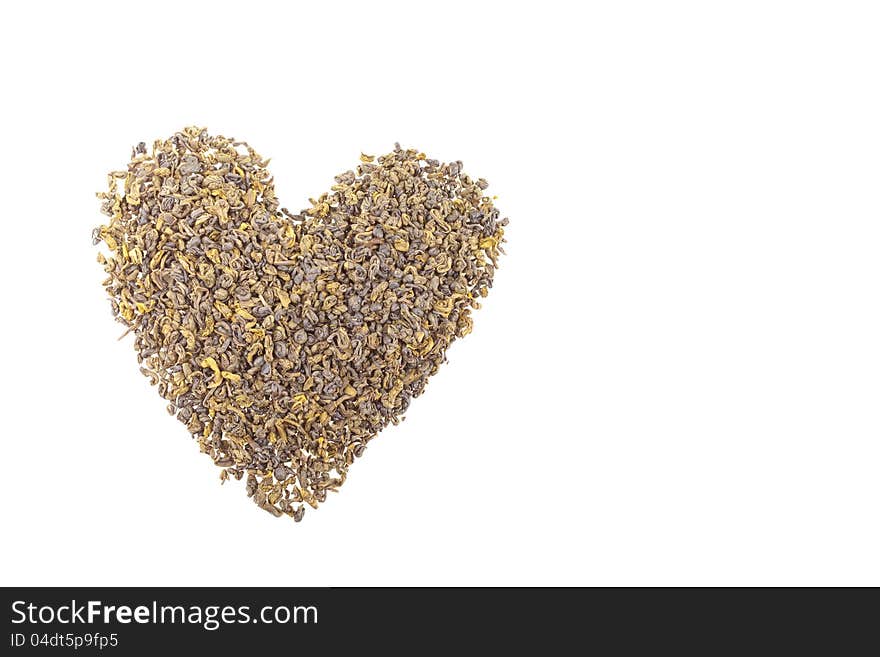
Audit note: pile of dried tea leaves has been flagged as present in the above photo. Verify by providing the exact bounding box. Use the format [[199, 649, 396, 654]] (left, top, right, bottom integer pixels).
[[93, 127, 507, 521]]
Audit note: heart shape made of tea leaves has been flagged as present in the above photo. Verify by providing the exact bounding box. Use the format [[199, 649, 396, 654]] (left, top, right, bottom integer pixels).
[[94, 127, 506, 521]]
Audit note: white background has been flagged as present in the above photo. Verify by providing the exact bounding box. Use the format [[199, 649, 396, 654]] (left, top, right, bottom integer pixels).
[[1, 1, 878, 586]]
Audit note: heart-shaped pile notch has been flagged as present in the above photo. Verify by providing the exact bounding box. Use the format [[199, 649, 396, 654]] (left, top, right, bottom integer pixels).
[[93, 127, 507, 521]]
